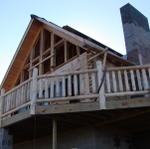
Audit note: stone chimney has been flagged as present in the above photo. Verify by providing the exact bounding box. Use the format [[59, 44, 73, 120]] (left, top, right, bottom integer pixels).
[[120, 3, 150, 65]]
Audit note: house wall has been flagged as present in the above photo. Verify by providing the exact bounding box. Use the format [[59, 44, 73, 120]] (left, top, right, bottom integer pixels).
[[14, 126, 131, 149]]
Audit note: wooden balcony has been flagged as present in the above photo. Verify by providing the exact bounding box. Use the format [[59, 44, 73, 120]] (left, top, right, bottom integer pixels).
[[1, 61, 150, 127]]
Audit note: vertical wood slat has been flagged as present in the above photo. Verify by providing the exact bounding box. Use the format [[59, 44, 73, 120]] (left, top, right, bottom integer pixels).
[[79, 74, 84, 95], [12, 92, 15, 110], [27, 82, 30, 101], [84, 73, 90, 94], [142, 69, 149, 90], [7, 95, 9, 112], [21, 85, 24, 104], [55, 78, 59, 97], [112, 71, 117, 92], [106, 72, 111, 93], [91, 72, 96, 93], [18, 88, 21, 106], [73, 75, 78, 96], [50, 79, 54, 98], [45, 79, 49, 98], [130, 70, 136, 91], [68, 75, 72, 96], [39, 79, 43, 98], [10, 93, 12, 110], [23, 84, 26, 103], [62, 77, 66, 97], [118, 71, 123, 92], [136, 70, 142, 90], [124, 70, 130, 91]]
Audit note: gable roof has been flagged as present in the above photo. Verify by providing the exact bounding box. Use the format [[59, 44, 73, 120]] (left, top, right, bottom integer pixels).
[[1, 15, 133, 91]]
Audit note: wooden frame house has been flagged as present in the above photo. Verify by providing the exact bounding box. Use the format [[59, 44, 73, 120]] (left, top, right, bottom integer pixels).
[[1, 14, 150, 149]]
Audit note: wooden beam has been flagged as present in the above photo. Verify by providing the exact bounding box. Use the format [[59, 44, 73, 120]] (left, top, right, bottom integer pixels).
[[39, 29, 44, 74], [36, 102, 99, 115], [64, 40, 67, 62], [51, 32, 55, 70], [52, 119, 57, 149], [102, 50, 108, 67], [1, 110, 31, 127]]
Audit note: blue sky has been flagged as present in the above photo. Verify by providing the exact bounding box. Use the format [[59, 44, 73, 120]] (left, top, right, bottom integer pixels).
[[0, 0, 150, 83]]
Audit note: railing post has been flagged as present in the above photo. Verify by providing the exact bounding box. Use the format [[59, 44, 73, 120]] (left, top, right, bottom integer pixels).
[[96, 61, 106, 109], [0, 89, 5, 127], [30, 68, 38, 115]]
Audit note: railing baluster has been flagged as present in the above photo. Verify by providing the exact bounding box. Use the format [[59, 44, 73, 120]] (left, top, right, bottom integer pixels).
[[106, 72, 111, 93], [142, 69, 149, 90], [91, 72, 96, 93], [55, 78, 59, 97], [74, 75, 78, 96], [39, 79, 43, 99], [130, 70, 136, 91], [118, 71, 123, 92], [62, 77, 66, 97], [10, 93, 13, 110], [79, 74, 84, 95], [136, 70, 142, 90], [45, 79, 49, 98], [21, 86, 24, 104], [68, 75, 72, 96], [7, 95, 10, 112], [50, 79, 54, 98], [84, 73, 90, 94], [27, 82, 30, 101], [124, 70, 130, 91], [112, 71, 117, 92]]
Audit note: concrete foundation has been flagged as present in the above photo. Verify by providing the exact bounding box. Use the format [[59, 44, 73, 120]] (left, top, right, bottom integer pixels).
[[14, 126, 131, 149]]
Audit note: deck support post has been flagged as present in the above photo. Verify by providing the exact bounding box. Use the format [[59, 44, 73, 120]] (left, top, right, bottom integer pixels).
[[52, 119, 57, 149], [96, 61, 106, 109], [30, 68, 38, 115]]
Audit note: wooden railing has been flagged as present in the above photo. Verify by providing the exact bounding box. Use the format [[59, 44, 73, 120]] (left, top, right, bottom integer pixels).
[[35, 69, 98, 103], [2, 79, 32, 117], [105, 65, 150, 97], [1, 67, 99, 117], [1, 62, 150, 119]]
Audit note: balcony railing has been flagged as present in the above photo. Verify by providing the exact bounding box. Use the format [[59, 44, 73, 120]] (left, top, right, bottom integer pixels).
[[105, 65, 150, 97], [1, 61, 150, 120]]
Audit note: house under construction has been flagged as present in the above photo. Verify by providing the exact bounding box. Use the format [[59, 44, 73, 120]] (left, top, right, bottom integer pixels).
[[0, 3, 150, 149]]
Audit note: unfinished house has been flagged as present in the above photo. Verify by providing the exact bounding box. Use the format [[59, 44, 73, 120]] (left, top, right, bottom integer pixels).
[[1, 3, 150, 149]]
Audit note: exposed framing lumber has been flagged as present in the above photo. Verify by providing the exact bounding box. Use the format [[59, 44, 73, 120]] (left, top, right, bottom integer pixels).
[[39, 29, 44, 74], [52, 119, 57, 149], [51, 32, 55, 70]]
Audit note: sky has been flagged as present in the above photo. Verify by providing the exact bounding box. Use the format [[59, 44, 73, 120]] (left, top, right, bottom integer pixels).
[[0, 0, 150, 84]]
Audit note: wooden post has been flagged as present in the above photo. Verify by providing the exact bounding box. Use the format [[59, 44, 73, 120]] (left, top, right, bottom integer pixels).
[[0, 89, 5, 127], [30, 68, 38, 115], [52, 119, 57, 149], [96, 61, 106, 109], [39, 29, 44, 74], [51, 32, 55, 71], [102, 50, 108, 67]]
